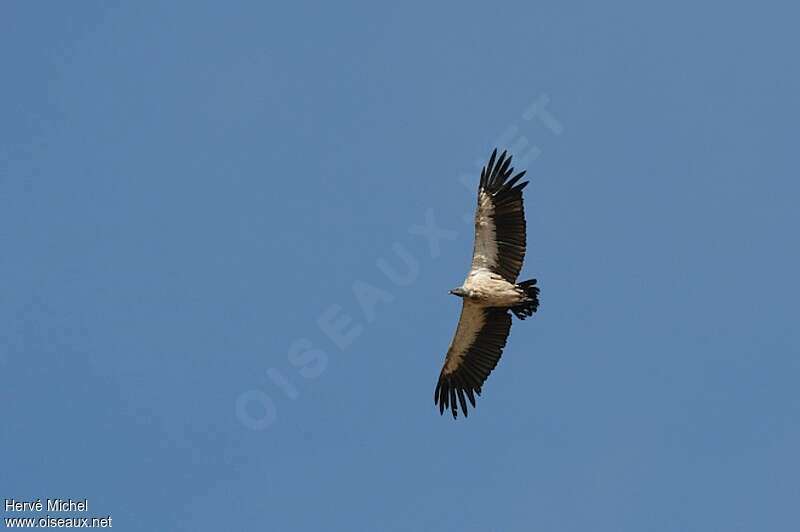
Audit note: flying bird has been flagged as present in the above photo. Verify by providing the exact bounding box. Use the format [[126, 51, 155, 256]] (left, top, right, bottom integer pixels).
[[435, 149, 540, 419]]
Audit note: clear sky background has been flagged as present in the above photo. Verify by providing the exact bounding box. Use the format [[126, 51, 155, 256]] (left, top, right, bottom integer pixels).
[[2, 2, 799, 531]]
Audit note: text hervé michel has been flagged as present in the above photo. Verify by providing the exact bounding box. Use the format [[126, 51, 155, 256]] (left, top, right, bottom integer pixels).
[[5, 498, 89, 512]]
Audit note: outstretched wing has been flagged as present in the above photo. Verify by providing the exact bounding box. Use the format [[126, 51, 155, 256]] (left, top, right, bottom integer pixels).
[[471, 149, 529, 283], [435, 301, 512, 418]]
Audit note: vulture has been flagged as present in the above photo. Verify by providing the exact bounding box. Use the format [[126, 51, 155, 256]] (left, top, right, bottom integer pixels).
[[435, 148, 540, 419]]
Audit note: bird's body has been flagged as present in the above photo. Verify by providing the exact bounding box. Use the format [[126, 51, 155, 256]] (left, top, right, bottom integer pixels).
[[460, 269, 525, 307], [435, 149, 540, 419]]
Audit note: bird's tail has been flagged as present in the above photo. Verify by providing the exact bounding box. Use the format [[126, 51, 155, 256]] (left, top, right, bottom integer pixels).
[[511, 279, 540, 320]]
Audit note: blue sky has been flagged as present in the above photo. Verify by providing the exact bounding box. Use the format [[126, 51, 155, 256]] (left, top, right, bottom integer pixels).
[[2, 2, 799, 531]]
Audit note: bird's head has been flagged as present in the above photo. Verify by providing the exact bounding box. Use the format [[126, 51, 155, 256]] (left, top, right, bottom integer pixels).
[[449, 287, 467, 298]]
